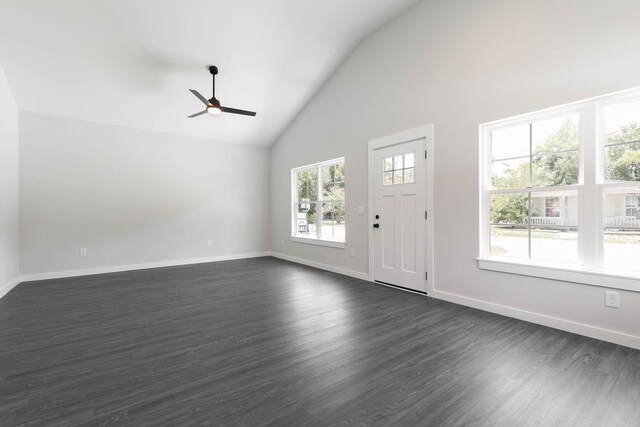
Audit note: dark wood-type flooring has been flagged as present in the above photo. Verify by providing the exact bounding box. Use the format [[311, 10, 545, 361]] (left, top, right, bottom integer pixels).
[[1, 257, 639, 426]]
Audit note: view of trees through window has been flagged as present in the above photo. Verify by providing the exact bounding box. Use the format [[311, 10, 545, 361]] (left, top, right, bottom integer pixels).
[[605, 100, 640, 182], [606, 124, 640, 181], [489, 116, 580, 264], [491, 117, 579, 192]]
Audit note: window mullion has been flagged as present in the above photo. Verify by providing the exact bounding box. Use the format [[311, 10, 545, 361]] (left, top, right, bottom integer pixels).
[[292, 171, 298, 238], [528, 192, 532, 259], [316, 164, 323, 239], [528, 122, 533, 259], [594, 103, 606, 267], [482, 126, 493, 257], [528, 122, 533, 188], [580, 104, 599, 268]]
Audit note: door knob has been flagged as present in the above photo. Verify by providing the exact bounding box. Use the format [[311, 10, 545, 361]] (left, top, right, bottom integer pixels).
[[373, 223, 380, 228]]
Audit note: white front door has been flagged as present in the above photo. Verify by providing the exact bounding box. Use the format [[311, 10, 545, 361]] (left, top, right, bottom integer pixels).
[[372, 138, 426, 292]]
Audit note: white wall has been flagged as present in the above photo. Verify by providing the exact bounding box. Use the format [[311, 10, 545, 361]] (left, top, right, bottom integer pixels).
[[0, 64, 20, 294], [271, 0, 640, 346], [20, 112, 270, 276]]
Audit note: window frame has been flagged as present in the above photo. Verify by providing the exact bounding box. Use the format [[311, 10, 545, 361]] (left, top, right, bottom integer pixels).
[[479, 87, 640, 291], [291, 157, 346, 248]]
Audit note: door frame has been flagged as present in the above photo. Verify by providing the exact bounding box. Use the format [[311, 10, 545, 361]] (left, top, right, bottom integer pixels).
[[367, 125, 435, 294]]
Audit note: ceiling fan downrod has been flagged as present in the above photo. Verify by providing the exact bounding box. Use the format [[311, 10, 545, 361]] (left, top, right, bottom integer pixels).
[[209, 66, 218, 103]]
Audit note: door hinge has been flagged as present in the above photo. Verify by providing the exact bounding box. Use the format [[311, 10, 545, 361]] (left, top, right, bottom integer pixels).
[[425, 271, 428, 280], [425, 211, 428, 220], [425, 150, 427, 159]]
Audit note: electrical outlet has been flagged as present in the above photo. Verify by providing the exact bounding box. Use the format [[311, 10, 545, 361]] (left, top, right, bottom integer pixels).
[[358, 206, 365, 215], [207, 240, 212, 247], [605, 290, 620, 308], [350, 248, 355, 257], [80, 247, 87, 257]]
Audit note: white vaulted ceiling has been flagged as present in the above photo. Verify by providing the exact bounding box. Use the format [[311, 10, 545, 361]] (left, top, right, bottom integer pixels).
[[0, 0, 419, 146]]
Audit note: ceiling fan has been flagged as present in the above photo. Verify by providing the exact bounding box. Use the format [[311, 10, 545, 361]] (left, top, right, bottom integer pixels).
[[188, 66, 256, 118]]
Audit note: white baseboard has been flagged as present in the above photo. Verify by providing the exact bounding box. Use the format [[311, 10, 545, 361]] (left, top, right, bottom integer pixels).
[[431, 289, 640, 350], [19, 252, 271, 283], [270, 251, 370, 281], [0, 276, 21, 299]]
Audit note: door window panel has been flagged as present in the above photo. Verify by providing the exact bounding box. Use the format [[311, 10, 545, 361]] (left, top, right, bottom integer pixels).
[[383, 153, 416, 185]]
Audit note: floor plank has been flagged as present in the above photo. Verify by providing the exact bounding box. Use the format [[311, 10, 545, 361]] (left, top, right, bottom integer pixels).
[[0, 257, 638, 426]]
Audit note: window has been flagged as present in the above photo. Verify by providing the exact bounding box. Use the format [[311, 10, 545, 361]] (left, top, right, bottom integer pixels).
[[292, 158, 345, 247], [480, 87, 640, 289], [625, 194, 640, 218], [545, 197, 561, 217], [487, 113, 580, 264], [383, 153, 415, 185]]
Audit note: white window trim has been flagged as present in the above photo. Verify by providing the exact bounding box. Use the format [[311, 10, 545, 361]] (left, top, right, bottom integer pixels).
[[291, 157, 346, 248], [477, 257, 640, 293], [290, 236, 346, 248], [479, 86, 640, 292]]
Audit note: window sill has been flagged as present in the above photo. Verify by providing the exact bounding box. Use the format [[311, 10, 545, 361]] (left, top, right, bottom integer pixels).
[[478, 256, 640, 292], [291, 236, 346, 249]]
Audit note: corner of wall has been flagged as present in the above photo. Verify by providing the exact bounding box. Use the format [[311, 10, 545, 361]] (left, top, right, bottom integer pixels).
[[0, 62, 21, 298]]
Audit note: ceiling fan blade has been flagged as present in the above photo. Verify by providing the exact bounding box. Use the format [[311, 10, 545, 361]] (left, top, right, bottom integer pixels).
[[189, 89, 210, 106], [221, 106, 257, 116], [187, 110, 208, 118]]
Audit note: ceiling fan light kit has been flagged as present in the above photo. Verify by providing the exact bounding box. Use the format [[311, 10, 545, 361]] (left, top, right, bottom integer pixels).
[[188, 65, 256, 118]]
